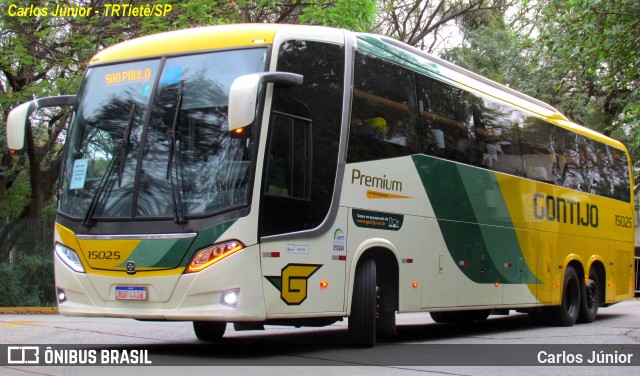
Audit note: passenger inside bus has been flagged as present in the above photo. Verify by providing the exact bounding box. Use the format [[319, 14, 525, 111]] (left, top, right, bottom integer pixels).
[[351, 117, 384, 140], [387, 120, 407, 146]]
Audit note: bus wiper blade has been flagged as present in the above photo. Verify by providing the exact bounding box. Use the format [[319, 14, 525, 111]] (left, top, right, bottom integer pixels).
[[166, 83, 186, 224], [169, 142, 186, 224], [117, 103, 136, 187], [83, 140, 124, 227], [166, 83, 183, 180]]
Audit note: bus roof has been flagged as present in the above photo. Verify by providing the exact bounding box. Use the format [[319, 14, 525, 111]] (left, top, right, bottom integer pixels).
[[88, 24, 286, 66]]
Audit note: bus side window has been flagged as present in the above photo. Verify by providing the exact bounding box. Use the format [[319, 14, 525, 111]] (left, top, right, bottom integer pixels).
[[348, 51, 417, 163], [474, 98, 523, 176], [555, 127, 586, 190], [607, 145, 631, 202], [416, 76, 475, 164], [520, 116, 554, 183]]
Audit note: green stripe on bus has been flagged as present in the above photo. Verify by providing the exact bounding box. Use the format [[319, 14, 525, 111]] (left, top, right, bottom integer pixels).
[[116, 238, 194, 269], [412, 155, 539, 284]]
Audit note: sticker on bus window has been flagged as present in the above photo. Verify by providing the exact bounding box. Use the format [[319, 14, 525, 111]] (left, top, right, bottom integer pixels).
[[69, 159, 88, 190], [160, 66, 181, 85], [140, 84, 152, 98]]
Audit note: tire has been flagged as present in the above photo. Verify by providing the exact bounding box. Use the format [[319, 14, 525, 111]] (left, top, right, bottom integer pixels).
[[348, 257, 377, 347], [430, 310, 491, 323], [548, 266, 581, 326], [578, 268, 600, 323], [193, 321, 226, 341]]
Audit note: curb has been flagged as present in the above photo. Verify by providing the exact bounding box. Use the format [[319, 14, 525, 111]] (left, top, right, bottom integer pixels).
[[0, 307, 58, 314]]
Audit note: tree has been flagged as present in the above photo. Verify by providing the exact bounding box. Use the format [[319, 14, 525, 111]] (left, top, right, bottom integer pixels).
[[532, 0, 640, 163], [375, 0, 513, 51], [442, 1, 516, 82]]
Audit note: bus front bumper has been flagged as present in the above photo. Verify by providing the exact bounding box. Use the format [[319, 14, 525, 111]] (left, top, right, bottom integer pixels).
[[55, 244, 267, 322]]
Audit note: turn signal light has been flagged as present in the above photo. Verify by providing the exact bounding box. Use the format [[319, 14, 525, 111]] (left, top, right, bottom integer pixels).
[[187, 240, 244, 273]]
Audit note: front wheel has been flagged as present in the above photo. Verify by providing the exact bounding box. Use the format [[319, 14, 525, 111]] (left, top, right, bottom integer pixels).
[[348, 257, 377, 347], [578, 268, 600, 323], [193, 321, 227, 341]]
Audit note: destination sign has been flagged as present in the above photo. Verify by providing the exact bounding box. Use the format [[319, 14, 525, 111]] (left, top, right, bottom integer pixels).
[[105, 68, 152, 85]]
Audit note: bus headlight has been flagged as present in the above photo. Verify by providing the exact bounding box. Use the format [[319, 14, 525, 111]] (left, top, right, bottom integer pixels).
[[55, 243, 85, 273], [186, 240, 244, 273]]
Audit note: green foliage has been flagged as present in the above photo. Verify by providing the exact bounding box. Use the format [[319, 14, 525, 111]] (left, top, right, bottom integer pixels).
[[300, 0, 377, 31], [0, 252, 55, 307], [1, 172, 30, 220], [532, 0, 640, 173]]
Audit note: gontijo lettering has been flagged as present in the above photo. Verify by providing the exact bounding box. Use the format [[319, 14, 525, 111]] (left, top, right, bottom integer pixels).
[[533, 193, 598, 228]]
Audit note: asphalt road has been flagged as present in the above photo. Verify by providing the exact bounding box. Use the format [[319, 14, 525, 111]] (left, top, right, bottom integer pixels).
[[1, 300, 639, 375]]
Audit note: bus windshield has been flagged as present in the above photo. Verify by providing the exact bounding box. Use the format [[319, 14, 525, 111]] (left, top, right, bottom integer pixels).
[[59, 48, 267, 221]]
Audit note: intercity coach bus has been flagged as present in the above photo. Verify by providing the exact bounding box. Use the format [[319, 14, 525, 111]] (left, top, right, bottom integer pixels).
[[6, 24, 635, 346]]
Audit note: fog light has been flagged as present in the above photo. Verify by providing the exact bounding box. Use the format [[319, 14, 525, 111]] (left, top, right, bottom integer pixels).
[[56, 287, 67, 303], [221, 289, 239, 308]]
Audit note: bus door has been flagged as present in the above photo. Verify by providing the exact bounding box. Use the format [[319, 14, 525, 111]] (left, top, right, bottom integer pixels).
[[258, 112, 347, 316]]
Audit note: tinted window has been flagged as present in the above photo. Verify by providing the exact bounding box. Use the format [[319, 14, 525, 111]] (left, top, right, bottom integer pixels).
[[348, 52, 417, 163], [608, 146, 631, 201], [416, 76, 475, 163], [520, 117, 555, 182], [59, 49, 267, 220], [475, 98, 523, 176], [260, 40, 344, 236]]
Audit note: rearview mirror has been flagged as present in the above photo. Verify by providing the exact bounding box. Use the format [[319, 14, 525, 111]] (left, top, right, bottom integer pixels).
[[6, 95, 76, 153], [228, 72, 303, 136]]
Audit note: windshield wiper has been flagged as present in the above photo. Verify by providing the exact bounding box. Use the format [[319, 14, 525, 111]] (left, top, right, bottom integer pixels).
[[83, 140, 124, 227], [118, 103, 136, 187], [167, 83, 186, 224], [83, 104, 136, 227]]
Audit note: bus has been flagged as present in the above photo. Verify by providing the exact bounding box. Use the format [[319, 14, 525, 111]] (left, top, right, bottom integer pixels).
[[6, 24, 635, 346]]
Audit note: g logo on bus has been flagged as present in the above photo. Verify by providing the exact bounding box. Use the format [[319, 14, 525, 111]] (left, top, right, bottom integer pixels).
[[265, 263, 322, 305], [126, 261, 136, 275]]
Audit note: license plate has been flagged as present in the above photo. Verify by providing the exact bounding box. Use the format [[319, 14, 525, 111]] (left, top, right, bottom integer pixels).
[[115, 286, 147, 301]]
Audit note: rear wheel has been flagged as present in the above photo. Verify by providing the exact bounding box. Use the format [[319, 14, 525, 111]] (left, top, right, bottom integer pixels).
[[193, 321, 226, 341], [578, 268, 600, 323], [348, 257, 377, 347], [548, 266, 581, 326]]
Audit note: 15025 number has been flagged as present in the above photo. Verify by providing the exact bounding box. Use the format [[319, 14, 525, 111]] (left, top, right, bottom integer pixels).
[[88, 251, 121, 260], [615, 215, 633, 228]]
